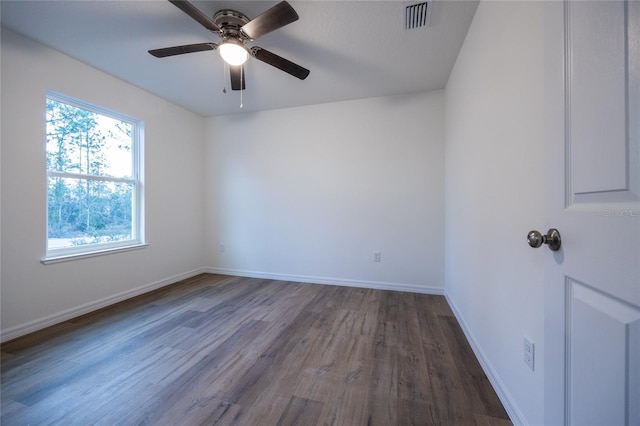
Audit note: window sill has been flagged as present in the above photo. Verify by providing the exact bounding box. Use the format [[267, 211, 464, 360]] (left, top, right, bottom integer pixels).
[[41, 243, 148, 265]]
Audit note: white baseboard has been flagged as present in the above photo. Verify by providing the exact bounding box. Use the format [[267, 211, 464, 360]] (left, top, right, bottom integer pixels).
[[203, 267, 444, 295], [444, 294, 526, 426], [0, 268, 207, 343]]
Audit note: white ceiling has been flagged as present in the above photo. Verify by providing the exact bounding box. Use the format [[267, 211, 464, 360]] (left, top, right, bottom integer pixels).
[[1, 0, 478, 116]]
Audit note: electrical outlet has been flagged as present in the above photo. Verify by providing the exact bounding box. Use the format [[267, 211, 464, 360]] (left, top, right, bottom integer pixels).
[[524, 337, 535, 371], [220, 244, 225, 253], [373, 251, 381, 262]]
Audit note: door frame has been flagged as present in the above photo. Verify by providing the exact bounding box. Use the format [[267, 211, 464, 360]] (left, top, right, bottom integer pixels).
[[543, 2, 567, 423]]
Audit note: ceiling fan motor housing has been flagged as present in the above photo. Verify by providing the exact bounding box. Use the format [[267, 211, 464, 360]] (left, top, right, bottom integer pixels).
[[214, 9, 251, 41]]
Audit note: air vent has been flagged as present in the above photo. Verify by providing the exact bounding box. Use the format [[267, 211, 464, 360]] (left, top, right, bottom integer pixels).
[[403, 2, 431, 30]]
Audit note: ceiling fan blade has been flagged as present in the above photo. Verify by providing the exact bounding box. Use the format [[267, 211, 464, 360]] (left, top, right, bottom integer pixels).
[[169, 0, 221, 33], [241, 1, 299, 40], [230, 65, 246, 91], [148, 42, 217, 58], [251, 47, 310, 80]]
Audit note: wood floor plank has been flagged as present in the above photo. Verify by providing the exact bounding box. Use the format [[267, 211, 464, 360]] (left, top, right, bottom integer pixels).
[[1, 274, 512, 425], [475, 413, 517, 426], [277, 396, 323, 426], [323, 335, 375, 425], [366, 344, 399, 426], [438, 314, 511, 421], [154, 395, 244, 425]]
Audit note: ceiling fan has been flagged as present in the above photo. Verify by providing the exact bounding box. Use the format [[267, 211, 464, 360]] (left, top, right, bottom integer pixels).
[[149, 0, 310, 91]]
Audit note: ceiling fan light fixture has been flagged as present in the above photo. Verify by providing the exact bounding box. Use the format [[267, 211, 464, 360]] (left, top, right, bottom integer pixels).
[[219, 40, 249, 66]]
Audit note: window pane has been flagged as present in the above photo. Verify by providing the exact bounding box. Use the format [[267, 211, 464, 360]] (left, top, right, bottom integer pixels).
[[46, 98, 133, 178], [45, 92, 143, 258], [47, 176, 134, 250]]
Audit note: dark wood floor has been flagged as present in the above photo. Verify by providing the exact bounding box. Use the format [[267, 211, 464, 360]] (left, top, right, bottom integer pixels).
[[1, 274, 511, 425]]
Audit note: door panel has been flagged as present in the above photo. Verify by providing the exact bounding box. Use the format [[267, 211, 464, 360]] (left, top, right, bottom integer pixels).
[[567, 278, 640, 425], [569, 1, 629, 196]]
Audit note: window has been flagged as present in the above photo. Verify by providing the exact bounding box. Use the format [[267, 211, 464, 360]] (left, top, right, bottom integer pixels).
[[45, 92, 144, 261]]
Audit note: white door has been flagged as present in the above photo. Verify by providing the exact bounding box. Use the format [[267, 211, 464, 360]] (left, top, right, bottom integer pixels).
[[544, 1, 640, 425]]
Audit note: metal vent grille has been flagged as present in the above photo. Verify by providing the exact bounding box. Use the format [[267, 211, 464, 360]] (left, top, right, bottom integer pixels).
[[403, 2, 431, 30]]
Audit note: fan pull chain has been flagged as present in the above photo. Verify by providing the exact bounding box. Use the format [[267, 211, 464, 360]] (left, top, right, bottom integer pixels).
[[222, 61, 227, 94], [240, 65, 244, 108]]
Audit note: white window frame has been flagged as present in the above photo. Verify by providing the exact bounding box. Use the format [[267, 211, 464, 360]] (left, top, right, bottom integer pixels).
[[43, 91, 145, 264]]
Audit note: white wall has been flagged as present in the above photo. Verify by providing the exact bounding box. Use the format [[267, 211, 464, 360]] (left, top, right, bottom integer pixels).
[[1, 29, 206, 340], [444, 2, 545, 425], [204, 91, 445, 293]]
